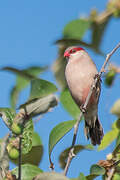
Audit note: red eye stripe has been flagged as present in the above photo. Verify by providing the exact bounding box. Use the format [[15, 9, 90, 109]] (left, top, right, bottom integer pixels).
[[75, 47, 84, 51], [69, 47, 84, 54], [64, 46, 84, 58]]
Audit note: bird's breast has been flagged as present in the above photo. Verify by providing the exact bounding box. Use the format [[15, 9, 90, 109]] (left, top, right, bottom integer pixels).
[[65, 56, 98, 106]]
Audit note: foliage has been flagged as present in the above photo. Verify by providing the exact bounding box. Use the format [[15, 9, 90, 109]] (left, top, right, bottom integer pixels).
[[1, 0, 120, 179], [60, 88, 80, 118], [49, 120, 77, 164], [12, 164, 43, 180]]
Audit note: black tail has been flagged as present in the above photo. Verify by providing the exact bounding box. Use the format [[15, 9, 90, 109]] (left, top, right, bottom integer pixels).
[[84, 118, 104, 145]]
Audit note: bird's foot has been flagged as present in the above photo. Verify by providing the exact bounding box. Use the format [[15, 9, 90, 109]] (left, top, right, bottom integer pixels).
[[80, 105, 86, 113], [94, 74, 102, 82], [93, 74, 102, 90], [94, 73, 100, 79]]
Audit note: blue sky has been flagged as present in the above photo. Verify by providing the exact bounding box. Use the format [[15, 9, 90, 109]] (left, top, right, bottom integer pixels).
[[0, 0, 120, 179]]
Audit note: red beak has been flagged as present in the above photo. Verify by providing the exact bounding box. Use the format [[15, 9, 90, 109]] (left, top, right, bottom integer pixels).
[[64, 51, 70, 58]]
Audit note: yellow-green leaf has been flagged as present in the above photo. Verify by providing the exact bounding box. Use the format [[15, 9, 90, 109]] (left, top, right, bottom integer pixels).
[[49, 120, 77, 163], [10, 132, 43, 166], [0, 108, 16, 129], [90, 164, 105, 175], [113, 173, 120, 180], [29, 79, 57, 100], [60, 88, 80, 118], [98, 129, 118, 151], [104, 70, 116, 87], [11, 164, 42, 180], [111, 99, 120, 117], [63, 19, 90, 39]]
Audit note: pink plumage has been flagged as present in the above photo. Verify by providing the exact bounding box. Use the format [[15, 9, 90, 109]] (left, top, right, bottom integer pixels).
[[64, 46, 103, 145]]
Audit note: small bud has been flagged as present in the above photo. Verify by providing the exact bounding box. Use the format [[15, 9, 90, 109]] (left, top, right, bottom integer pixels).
[[111, 99, 120, 117], [8, 148, 19, 159], [105, 70, 116, 87], [7, 143, 12, 153], [106, 153, 113, 160], [11, 123, 22, 135]]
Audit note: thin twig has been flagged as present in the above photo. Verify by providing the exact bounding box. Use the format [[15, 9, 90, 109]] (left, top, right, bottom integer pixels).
[[112, 159, 120, 167], [106, 159, 120, 180], [106, 167, 115, 180], [63, 42, 120, 176], [64, 114, 82, 174], [18, 136, 22, 180], [0, 134, 9, 179]]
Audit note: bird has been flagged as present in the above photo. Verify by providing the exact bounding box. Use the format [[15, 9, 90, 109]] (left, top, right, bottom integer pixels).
[[64, 46, 104, 145]]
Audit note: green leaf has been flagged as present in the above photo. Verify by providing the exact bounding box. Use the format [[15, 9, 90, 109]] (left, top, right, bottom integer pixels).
[[33, 172, 69, 180], [60, 88, 80, 118], [11, 164, 42, 180], [78, 173, 87, 180], [22, 66, 47, 77], [111, 99, 120, 117], [22, 119, 34, 154], [0, 108, 16, 129], [3, 66, 47, 108], [113, 132, 120, 156], [98, 129, 119, 151], [63, 19, 90, 39], [70, 173, 87, 180], [71, 173, 95, 180], [3, 66, 47, 85], [32, 132, 42, 147], [16, 66, 48, 90], [59, 144, 94, 169], [104, 70, 116, 87], [90, 164, 105, 175], [11, 132, 43, 166], [98, 119, 120, 151], [10, 87, 19, 109], [52, 51, 67, 90], [116, 132, 120, 147], [55, 38, 103, 55], [29, 79, 57, 100], [21, 146, 43, 166], [86, 174, 98, 180], [91, 17, 110, 51], [20, 132, 43, 165], [113, 173, 120, 180], [49, 120, 77, 162], [2, 66, 33, 78], [112, 119, 120, 129]]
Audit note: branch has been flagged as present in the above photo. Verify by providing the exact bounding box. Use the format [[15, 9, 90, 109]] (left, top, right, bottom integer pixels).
[[106, 167, 115, 180], [63, 42, 120, 176], [106, 159, 120, 180], [18, 136, 22, 180], [0, 134, 9, 179]]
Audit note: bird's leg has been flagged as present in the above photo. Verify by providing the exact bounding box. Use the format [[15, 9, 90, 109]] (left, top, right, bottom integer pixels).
[[94, 73, 100, 79], [94, 74, 102, 82], [93, 74, 102, 89]]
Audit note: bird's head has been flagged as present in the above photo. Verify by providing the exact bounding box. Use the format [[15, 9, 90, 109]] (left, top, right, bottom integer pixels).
[[64, 46, 84, 59]]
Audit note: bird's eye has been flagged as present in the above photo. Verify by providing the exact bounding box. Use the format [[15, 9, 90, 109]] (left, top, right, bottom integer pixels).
[[70, 49, 76, 54]]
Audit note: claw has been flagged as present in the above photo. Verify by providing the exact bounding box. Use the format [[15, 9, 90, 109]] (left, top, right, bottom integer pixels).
[[80, 105, 86, 113], [94, 74, 100, 79], [94, 74, 102, 82]]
